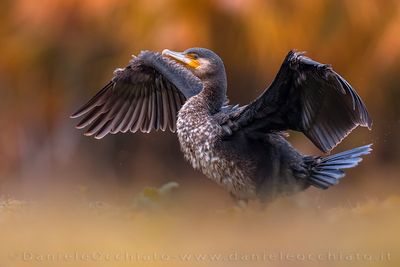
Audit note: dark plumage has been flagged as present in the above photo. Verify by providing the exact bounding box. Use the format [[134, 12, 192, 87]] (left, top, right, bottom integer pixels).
[[71, 47, 372, 202]]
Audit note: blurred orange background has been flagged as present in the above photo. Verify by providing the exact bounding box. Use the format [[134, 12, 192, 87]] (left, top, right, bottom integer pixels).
[[0, 1, 399, 266]]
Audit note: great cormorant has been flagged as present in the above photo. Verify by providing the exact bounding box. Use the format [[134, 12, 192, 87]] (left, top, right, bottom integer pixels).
[[71, 48, 372, 202]]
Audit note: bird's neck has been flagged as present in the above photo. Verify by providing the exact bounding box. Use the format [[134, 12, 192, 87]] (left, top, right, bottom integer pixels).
[[199, 76, 227, 114]]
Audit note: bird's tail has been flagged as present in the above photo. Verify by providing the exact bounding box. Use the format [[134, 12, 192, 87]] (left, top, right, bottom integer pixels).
[[306, 144, 372, 189]]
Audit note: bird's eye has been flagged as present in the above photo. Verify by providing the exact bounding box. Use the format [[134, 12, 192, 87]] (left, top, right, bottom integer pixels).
[[189, 53, 198, 59]]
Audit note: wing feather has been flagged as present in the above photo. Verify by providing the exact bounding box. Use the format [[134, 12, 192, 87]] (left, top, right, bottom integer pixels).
[[70, 82, 112, 118], [163, 82, 176, 132], [138, 85, 149, 133], [129, 88, 145, 133], [160, 83, 170, 131], [155, 86, 162, 130], [148, 86, 157, 131], [119, 102, 135, 133], [222, 51, 372, 152]]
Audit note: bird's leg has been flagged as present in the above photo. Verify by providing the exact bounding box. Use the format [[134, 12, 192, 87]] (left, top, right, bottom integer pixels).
[[229, 192, 248, 210]]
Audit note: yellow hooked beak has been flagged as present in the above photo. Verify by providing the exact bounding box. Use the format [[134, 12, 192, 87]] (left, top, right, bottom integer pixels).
[[162, 49, 200, 69]]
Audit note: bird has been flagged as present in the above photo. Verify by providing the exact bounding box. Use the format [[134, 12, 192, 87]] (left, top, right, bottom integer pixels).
[[71, 47, 372, 203]]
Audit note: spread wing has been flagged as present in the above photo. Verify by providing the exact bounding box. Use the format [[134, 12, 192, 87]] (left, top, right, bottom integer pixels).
[[70, 51, 203, 139], [222, 51, 372, 152]]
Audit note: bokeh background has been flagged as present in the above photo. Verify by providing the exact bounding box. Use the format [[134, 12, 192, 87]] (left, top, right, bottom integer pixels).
[[0, 0, 399, 266]]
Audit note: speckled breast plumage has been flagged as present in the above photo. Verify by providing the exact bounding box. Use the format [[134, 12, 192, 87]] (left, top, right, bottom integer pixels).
[[176, 96, 256, 199]]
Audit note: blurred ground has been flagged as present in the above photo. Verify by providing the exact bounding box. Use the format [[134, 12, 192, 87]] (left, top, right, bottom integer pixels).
[[0, 0, 399, 266], [0, 186, 399, 267]]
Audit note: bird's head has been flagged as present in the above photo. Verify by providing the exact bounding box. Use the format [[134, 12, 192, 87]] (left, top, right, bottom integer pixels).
[[162, 47, 226, 82]]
